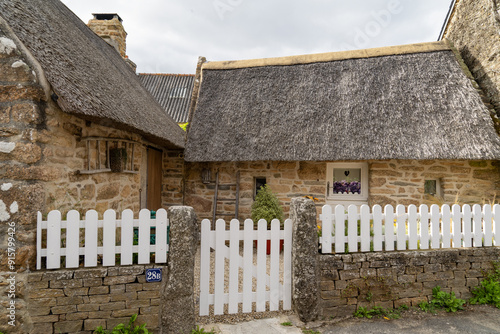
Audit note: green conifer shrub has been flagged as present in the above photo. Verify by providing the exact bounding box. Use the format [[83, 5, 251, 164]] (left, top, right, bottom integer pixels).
[[251, 184, 284, 227]]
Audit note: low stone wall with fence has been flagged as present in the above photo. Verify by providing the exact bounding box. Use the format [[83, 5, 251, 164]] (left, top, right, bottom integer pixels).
[[26, 265, 164, 334], [318, 247, 500, 318]]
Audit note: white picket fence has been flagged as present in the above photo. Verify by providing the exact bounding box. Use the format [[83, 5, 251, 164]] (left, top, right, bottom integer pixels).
[[36, 208, 169, 269], [199, 218, 292, 316], [320, 204, 500, 254]]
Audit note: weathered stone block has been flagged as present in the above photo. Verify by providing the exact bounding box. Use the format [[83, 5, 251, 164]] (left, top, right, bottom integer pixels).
[[320, 290, 341, 299], [110, 292, 137, 302], [57, 296, 84, 306], [64, 287, 89, 297], [29, 322, 53, 334], [65, 311, 89, 321], [125, 283, 143, 292], [54, 320, 83, 333], [29, 289, 65, 299], [320, 280, 335, 291], [77, 303, 100, 312], [99, 301, 125, 311], [88, 311, 112, 319], [103, 275, 136, 285], [339, 270, 360, 280], [321, 297, 348, 308], [127, 298, 150, 309], [51, 305, 77, 314], [89, 286, 109, 295], [109, 285, 126, 294], [137, 290, 158, 300], [111, 308, 138, 318], [31, 314, 59, 323], [51, 279, 83, 289], [83, 278, 102, 287], [84, 319, 106, 331], [73, 269, 107, 279]]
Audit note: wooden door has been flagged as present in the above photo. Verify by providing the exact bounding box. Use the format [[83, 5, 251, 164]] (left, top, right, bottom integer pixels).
[[147, 147, 163, 211]]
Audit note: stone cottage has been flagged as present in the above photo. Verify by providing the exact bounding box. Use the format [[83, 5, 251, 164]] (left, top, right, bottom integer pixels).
[[441, 0, 500, 121], [184, 40, 500, 221], [0, 0, 185, 285]]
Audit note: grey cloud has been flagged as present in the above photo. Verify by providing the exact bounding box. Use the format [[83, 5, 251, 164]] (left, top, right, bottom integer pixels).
[[61, 0, 453, 74]]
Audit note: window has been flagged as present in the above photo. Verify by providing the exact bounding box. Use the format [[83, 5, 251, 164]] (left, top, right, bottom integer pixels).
[[326, 162, 368, 204], [77, 137, 138, 175], [254, 177, 267, 199], [169, 87, 187, 98], [424, 179, 442, 197]]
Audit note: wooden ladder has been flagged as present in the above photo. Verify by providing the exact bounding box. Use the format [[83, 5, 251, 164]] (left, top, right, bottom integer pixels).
[[212, 170, 240, 228]]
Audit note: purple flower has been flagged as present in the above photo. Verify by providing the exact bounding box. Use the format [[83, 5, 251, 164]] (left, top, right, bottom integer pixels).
[[348, 181, 361, 194], [333, 180, 361, 194], [333, 180, 349, 194]]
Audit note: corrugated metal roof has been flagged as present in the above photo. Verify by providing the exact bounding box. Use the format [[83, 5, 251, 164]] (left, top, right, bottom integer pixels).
[[139, 73, 194, 123]]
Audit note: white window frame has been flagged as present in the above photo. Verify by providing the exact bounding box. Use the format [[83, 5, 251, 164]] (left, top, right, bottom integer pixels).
[[326, 162, 368, 205]]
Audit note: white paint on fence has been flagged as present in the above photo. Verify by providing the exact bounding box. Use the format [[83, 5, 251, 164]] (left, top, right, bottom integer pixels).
[[36, 208, 169, 270], [199, 218, 292, 316], [320, 204, 500, 254]]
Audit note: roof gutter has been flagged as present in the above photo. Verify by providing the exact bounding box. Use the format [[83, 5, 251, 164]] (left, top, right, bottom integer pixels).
[[438, 0, 457, 41]]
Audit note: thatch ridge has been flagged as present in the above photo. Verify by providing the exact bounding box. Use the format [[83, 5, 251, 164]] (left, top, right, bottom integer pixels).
[[186, 50, 500, 162], [0, 0, 184, 148], [202, 41, 450, 71]]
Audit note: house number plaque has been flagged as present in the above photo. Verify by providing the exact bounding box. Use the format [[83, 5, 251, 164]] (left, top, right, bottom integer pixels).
[[146, 268, 162, 282]]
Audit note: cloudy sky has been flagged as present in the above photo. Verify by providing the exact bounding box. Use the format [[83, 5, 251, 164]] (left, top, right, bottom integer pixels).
[[61, 0, 453, 74]]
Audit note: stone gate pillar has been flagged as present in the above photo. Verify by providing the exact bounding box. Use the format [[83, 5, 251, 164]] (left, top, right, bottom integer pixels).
[[159, 206, 198, 334], [290, 197, 320, 322]]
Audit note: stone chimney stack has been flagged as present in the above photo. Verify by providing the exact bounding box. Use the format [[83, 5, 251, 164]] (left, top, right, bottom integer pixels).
[[87, 13, 137, 71], [88, 13, 127, 57]]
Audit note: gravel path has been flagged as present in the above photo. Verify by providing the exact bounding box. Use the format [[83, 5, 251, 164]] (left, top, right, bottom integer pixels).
[[193, 245, 293, 324]]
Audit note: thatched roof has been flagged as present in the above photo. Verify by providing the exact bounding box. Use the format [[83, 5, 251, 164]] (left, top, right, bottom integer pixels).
[[185, 41, 500, 161], [0, 0, 184, 149], [139, 74, 194, 123]]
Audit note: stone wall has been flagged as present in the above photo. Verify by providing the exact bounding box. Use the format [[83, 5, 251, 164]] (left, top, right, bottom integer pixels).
[[0, 21, 183, 333], [25, 265, 162, 334], [369, 160, 499, 207], [444, 0, 500, 120], [318, 247, 500, 318], [162, 150, 185, 208], [184, 160, 499, 221], [87, 16, 127, 58]]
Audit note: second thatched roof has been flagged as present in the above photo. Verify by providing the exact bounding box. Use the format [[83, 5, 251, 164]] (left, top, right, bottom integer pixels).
[[186, 41, 500, 161]]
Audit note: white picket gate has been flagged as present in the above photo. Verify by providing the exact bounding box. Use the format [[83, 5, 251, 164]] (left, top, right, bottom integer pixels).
[[320, 204, 500, 254], [199, 218, 292, 316], [36, 208, 169, 269]]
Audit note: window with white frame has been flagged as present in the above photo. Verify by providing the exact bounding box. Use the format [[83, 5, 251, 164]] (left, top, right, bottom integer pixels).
[[326, 162, 368, 203]]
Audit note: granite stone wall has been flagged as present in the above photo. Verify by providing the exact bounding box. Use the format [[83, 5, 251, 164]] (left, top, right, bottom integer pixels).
[[444, 0, 500, 121], [184, 160, 499, 222], [318, 247, 500, 318], [26, 265, 163, 334]]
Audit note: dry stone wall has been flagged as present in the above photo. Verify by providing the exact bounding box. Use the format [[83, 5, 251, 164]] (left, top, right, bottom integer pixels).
[[319, 247, 500, 318], [25, 265, 163, 334], [184, 160, 499, 222]]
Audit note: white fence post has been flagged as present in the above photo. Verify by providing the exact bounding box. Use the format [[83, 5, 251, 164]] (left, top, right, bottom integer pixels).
[[319, 203, 499, 254], [36, 208, 170, 270]]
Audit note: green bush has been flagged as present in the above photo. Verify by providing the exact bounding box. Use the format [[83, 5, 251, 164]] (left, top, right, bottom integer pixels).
[[93, 314, 150, 334], [419, 286, 465, 313], [251, 184, 284, 227], [470, 261, 500, 308]]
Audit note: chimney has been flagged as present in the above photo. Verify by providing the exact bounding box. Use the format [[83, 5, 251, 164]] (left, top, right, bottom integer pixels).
[[88, 13, 137, 72]]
